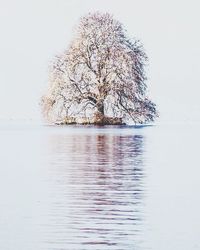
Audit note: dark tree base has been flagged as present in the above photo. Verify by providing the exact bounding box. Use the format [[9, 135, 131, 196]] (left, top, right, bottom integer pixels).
[[55, 112, 125, 125]]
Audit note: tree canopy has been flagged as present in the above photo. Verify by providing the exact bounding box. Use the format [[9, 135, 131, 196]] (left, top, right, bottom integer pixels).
[[41, 12, 158, 124]]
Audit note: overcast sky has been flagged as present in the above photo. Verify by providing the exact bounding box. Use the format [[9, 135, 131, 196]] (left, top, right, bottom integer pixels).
[[0, 0, 200, 122]]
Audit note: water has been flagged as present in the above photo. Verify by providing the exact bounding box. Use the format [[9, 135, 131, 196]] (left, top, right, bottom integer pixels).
[[0, 122, 200, 250]]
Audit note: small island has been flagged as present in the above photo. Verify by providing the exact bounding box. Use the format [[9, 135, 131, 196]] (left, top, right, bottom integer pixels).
[[41, 12, 158, 125]]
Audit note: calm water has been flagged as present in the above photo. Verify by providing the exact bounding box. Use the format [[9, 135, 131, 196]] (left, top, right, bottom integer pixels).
[[0, 122, 200, 250]]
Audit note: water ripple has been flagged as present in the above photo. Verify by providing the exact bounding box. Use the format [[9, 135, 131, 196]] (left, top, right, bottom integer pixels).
[[43, 130, 146, 250]]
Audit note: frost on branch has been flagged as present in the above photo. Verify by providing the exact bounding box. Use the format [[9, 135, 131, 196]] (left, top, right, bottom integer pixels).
[[41, 12, 158, 125]]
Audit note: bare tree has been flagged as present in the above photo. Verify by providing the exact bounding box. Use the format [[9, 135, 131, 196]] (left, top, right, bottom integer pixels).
[[41, 12, 158, 124]]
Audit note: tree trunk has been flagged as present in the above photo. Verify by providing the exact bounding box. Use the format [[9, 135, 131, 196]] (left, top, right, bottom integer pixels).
[[96, 99, 104, 115]]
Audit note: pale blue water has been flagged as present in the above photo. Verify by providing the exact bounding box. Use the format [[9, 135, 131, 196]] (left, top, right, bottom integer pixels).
[[0, 122, 199, 250]]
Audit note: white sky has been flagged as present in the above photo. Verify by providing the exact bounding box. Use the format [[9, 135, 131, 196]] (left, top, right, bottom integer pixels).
[[0, 0, 200, 122]]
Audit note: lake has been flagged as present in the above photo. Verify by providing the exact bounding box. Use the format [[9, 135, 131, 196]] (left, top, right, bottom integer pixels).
[[0, 122, 199, 250]]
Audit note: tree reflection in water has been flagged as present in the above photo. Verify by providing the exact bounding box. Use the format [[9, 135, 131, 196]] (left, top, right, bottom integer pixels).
[[45, 129, 146, 250]]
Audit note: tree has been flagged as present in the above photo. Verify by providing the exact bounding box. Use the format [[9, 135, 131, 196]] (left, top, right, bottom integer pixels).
[[41, 12, 158, 124]]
